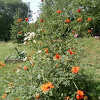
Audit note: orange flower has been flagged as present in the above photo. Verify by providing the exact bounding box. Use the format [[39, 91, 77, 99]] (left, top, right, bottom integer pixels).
[[77, 9, 81, 13], [44, 48, 49, 54], [17, 65, 20, 68], [40, 19, 44, 22], [0, 62, 3, 64], [2, 94, 7, 98], [8, 83, 13, 86], [25, 18, 28, 21], [40, 82, 54, 93], [17, 19, 22, 22], [56, 64, 58, 67], [77, 18, 82, 21], [56, 10, 62, 13], [40, 43, 42, 45], [76, 90, 84, 100], [42, 30, 45, 32], [64, 96, 70, 99], [68, 49, 75, 55], [71, 66, 80, 73], [24, 67, 28, 70], [54, 53, 61, 60], [0, 62, 6, 68], [65, 19, 71, 23], [88, 30, 91, 33], [41, 0, 43, 2], [18, 31, 22, 34], [25, 41, 28, 44], [88, 18, 92, 21], [27, 55, 31, 60], [15, 99, 19, 100]]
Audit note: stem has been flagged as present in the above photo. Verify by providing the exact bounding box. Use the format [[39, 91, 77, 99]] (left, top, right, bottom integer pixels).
[[73, 81, 78, 90]]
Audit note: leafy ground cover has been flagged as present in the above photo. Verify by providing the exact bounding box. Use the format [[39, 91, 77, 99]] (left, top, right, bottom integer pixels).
[[0, 37, 100, 99]]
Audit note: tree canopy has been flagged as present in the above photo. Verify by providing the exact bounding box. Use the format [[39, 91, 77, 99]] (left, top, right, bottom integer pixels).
[[0, 0, 31, 41]]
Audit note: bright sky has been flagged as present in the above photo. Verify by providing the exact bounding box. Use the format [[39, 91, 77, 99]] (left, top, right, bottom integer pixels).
[[22, 0, 41, 22]]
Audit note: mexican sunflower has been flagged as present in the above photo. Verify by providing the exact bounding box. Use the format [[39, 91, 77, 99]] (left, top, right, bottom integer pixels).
[[15, 99, 19, 100], [55, 53, 61, 60], [24, 67, 28, 70], [88, 30, 91, 33], [71, 66, 80, 73], [40, 82, 54, 93], [25, 18, 28, 21], [8, 83, 13, 86], [2, 94, 7, 99], [77, 18, 82, 21], [68, 49, 75, 55], [77, 9, 81, 13], [40, 42, 42, 45], [56, 10, 62, 13], [42, 30, 45, 32], [17, 19, 22, 22], [0, 62, 6, 68], [41, 0, 43, 2], [76, 90, 84, 100], [65, 19, 71, 23], [88, 18, 92, 21], [40, 19, 44, 22], [18, 31, 22, 34], [44, 48, 49, 54]]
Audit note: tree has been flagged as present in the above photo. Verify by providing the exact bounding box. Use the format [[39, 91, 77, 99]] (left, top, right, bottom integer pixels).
[[0, 0, 31, 41]]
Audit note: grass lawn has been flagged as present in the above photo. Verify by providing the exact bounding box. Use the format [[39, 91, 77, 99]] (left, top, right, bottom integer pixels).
[[0, 37, 100, 98]]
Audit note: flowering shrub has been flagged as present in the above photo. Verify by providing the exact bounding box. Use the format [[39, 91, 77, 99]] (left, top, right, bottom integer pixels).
[[24, 32, 36, 44], [11, 9, 29, 44], [1, 0, 99, 100], [36, 0, 100, 38], [1, 36, 95, 99]]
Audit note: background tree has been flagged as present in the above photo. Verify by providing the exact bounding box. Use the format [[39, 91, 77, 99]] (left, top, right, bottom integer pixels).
[[0, 0, 31, 41]]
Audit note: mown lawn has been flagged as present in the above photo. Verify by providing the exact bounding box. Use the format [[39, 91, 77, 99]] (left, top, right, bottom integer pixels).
[[0, 37, 100, 98]]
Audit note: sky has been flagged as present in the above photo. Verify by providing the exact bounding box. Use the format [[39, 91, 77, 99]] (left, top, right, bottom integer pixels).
[[22, 0, 41, 22]]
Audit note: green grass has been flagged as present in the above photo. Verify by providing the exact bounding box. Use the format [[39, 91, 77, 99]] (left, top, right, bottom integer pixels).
[[0, 42, 32, 95], [0, 38, 100, 98], [79, 37, 100, 97]]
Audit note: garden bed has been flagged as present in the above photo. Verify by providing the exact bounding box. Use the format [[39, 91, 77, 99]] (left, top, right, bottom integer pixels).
[[5, 55, 23, 64]]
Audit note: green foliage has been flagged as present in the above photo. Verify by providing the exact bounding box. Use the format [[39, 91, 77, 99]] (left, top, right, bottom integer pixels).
[[37, 0, 100, 38], [1, 37, 97, 100]]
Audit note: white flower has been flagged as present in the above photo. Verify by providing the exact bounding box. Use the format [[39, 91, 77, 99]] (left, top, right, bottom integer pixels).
[[38, 30, 40, 32], [29, 32, 35, 38], [33, 40, 36, 43], [38, 50, 41, 54], [16, 69, 20, 73]]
